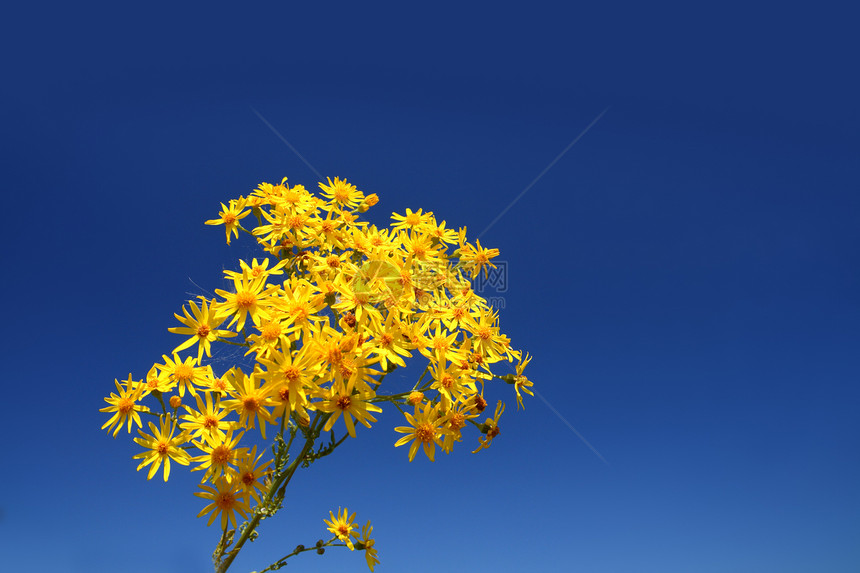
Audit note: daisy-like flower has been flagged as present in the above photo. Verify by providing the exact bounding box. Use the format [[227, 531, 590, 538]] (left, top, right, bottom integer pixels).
[[191, 427, 247, 482], [180, 391, 233, 440], [158, 353, 208, 397], [132, 418, 191, 481], [167, 298, 237, 361], [513, 352, 534, 410], [224, 257, 286, 283], [314, 375, 382, 439], [429, 359, 477, 410], [212, 271, 277, 332], [440, 401, 479, 454], [357, 520, 379, 571], [390, 208, 433, 234], [205, 199, 250, 245], [324, 507, 357, 549], [142, 364, 174, 395], [234, 446, 272, 504], [258, 345, 319, 415], [457, 236, 500, 279], [220, 367, 276, 439], [318, 176, 363, 211], [195, 477, 250, 529], [394, 401, 448, 462], [100, 374, 149, 437], [472, 400, 505, 454]]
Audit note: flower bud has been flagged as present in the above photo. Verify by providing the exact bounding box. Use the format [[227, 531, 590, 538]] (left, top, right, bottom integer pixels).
[[407, 391, 424, 406], [169, 395, 182, 409], [316, 547, 325, 555], [295, 544, 305, 552]]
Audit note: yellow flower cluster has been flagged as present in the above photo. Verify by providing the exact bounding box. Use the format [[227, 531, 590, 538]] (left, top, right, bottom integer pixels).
[[100, 176, 534, 572]]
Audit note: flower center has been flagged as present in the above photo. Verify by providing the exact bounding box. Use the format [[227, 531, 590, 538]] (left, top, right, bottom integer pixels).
[[334, 184, 351, 202], [223, 213, 236, 225], [288, 302, 309, 321], [157, 441, 170, 455], [117, 397, 134, 414], [261, 323, 281, 341], [243, 396, 260, 412], [211, 445, 231, 466], [196, 324, 211, 338], [236, 291, 256, 309], [203, 416, 219, 429], [242, 471, 256, 486], [216, 491, 235, 510], [335, 395, 352, 411], [174, 364, 193, 383], [327, 347, 343, 366], [415, 423, 434, 443], [283, 365, 301, 382]]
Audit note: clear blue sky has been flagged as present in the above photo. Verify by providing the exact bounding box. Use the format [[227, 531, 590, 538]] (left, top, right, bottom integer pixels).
[[2, 2, 858, 572]]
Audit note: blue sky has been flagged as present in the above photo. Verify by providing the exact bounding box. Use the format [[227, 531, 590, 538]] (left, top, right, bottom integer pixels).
[[2, 2, 858, 572]]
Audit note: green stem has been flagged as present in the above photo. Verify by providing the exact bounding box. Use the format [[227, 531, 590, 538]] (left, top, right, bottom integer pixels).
[[257, 539, 347, 573], [215, 414, 323, 573]]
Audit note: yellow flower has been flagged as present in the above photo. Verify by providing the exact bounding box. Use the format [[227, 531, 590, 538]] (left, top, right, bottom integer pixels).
[[440, 401, 479, 454], [195, 477, 250, 529], [220, 367, 276, 439], [318, 176, 363, 211], [205, 199, 250, 245], [191, 427, 247, 482], [513, 352, 534, 410], [158, 353, 208, 397], [357, 520, 379, 571], [314, 376, 382, 439], [142, 365, 174, 395], [394, 402, 447, 462], [457, 237, 499, 279], [324, 507, 357, 549], [167, 298, 237, 361], [212, 270, 277, 331], [234, 446, 272, 504], [258, 345, 318, 417], [132, 418, 191, 481], [180, 391, 232, 440], [100, 374, 149, 437], [464, 306, 508, 363], [390, 208, 433, 233], [472, 400, 505, 453], [429, 359, 476, 410]]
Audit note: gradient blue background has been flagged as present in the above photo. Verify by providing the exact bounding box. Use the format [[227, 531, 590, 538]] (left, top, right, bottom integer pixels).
[[2, 2, 858, 572]]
